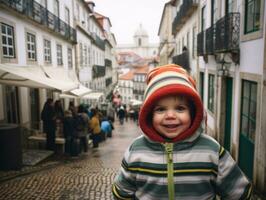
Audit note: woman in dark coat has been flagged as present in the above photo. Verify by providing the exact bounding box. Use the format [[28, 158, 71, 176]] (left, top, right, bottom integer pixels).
[[41, 98, 56, 151]]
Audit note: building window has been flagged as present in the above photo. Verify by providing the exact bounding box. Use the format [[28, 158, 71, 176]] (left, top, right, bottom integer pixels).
[[226, 0, 233, 14], [138, 38, 141, 46], [211, 0, 219, 25], [56, 44, 63, 65], [1, 23, 15, 58], [245, 0, 261, 34], [26, 32, 36, 61], [240, 80, 257, 142], [201, 6, 206, 31], [67, 48, 72, 69], [208, 74, 215, 113], [44, 39, 51, 63], [54, 0, 59, 17], [199, 72, 204, 101], [79, 43, 83, 66], [65, 7, 70, 25], [186, 31, 190, 51], [192, 26, 197, 58]]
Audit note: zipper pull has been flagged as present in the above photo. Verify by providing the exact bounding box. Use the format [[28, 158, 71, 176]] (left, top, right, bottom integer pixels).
[[165, 143, 173, 162]]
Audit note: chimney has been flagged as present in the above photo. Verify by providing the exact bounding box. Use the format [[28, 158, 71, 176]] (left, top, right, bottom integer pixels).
[[84, 1, 95, 13]]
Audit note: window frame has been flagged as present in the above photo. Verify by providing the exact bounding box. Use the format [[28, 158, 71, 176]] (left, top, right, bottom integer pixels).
[[56, 43, 63, 66], [67, 47, 72, 69], [43, 39, 52, 64], [244, 0, 261, 34], [1, 22, 16, 61], [239, 79, 257, 142], [26, 31, 37, 62], [208, 74, 215, 113]]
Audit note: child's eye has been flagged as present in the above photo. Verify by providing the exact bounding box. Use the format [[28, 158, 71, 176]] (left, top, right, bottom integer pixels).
[[154, 107, 165, 113], [175, 105, 188, 112]]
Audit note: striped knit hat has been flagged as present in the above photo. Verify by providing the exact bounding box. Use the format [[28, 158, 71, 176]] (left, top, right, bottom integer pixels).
[[139, 64, 203, 143]]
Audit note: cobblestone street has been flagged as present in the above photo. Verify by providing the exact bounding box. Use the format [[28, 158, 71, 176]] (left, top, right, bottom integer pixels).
[[0, 120, 141, 200]]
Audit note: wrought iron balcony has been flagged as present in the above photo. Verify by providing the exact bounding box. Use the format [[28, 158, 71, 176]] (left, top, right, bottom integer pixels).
[[172, 52, 190, 71], [214, 12, 240, 54], [0, 0, 77, 43], [105, 77, 112, 87], [172, 0, 199, 35], [133, 89, 145, 95], [92, 33, 105, 50], [205, 26, 215, 55], [197, 31, 204, 56], [105, 58, 112, 67], [92, 65, 105, 79]]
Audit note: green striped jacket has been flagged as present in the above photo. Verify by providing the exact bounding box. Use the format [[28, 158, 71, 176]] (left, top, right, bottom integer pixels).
[[112, 129, 252, 200]]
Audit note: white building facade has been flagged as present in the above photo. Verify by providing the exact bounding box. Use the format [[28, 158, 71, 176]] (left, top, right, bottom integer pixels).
[[0, 0, 78, 128], [162, 0, 266, 193]]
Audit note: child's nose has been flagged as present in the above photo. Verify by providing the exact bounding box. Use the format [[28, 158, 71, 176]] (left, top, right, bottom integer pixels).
[[165, 110, 177, 118]]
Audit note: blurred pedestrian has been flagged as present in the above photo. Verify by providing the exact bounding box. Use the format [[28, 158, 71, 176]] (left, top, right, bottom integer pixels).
[[41, 98, 56, 151], [63, 110, 75, 154], [89, 108, 101, 148], [117, 106, 125, 125], [74, 105, 89, 153], [101, 117, 112, 138]]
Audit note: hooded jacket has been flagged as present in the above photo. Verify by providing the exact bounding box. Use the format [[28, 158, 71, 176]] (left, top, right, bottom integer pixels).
[[112, 65, 252, 200]]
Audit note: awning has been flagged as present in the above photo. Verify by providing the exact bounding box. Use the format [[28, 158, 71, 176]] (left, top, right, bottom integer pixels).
[[69, 84, 92, 96], [130, 99, 143, 106], [59, 93, 78, 99], [82, 92, 104, 100], [0, 64, 78, 91]]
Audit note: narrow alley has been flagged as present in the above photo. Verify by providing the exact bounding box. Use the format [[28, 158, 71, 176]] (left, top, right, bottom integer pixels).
[[0, 120, 141, 200]]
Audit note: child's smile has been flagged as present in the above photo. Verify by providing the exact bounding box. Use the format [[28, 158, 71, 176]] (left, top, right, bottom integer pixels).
[[152, 95, 192, 139]]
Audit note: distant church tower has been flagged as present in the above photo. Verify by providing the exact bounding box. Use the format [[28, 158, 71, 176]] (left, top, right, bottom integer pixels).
[[134, 24, 149, 47], [116, 24, 158, 58]]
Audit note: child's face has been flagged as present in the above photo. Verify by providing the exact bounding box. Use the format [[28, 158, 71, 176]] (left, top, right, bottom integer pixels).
[[152, 95, 192, 139]]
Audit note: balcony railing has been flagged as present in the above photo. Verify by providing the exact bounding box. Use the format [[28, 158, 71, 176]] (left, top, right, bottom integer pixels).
[[197, 31, 204, 56], [92, 65, 105, 78], [133, 89, 145, 95], [197, 12, 240, 59], [205, 26, 214, 55], [172, 0, 199, 35], [0, 0, 77, 43], [172, 52, 190, 71], [105, 58, 112, 67], [214, 12, 240, 53], [105, 77, 112, 87], [92, 33, 105, 50]]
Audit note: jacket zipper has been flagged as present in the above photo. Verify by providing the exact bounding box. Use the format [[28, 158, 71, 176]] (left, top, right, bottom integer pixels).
[[165, 143, 174, 200]]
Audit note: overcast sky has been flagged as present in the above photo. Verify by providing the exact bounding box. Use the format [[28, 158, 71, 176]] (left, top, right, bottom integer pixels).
[[94, 0, 168, 44]]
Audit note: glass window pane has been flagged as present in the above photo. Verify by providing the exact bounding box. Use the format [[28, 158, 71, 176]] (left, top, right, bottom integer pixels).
[[242, 98, 249, 115], [3, 46, 7, 55], [249, 101, 256, 119], [250, 83, 257, 101], [246, 3, 254, 32], [7, 27, 12, 35], [9, 48, 13, 55], [241, 116, 249, 136], [1, 25, 6, 34], [242, 81, 250, 98], [248, 120, 256, 141], [2, 36, 6, 44], [8, 38, 12, 45]]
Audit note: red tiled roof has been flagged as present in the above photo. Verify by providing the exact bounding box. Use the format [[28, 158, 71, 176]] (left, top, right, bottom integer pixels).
[[119, 70, 135, 80]]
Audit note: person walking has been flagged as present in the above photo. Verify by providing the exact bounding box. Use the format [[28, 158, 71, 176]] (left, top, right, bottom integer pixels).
[[74, 105, 89, 153], [112, 64, 252, 200], [89, 108, 102, 148], [41, 98, 56, 152], [63, 110, 75, 155], [117, 106, 125, 125]]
